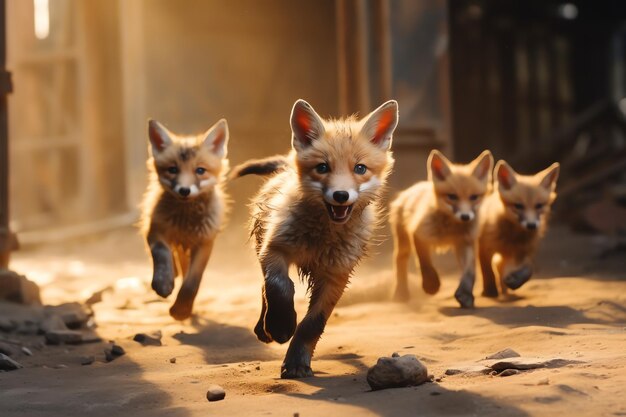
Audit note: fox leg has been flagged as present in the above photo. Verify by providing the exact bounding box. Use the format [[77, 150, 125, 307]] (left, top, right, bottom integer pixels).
[[453, 243, 476, 308], [260, 251, 297, 344], [281, 272, 349, 379], [169, 239, 213, 320], [147, 229, 175, 298], [479, 242, 498, 297], [392, 221, 412, 302], [413, 237, 440, 294], [172, 246, 190, 279], [501, 255, 533, 290], [254, 291, 272, 343]]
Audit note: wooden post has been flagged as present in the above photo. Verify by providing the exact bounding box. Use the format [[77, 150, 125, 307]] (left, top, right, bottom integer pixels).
[[0, 0, 18, 268]]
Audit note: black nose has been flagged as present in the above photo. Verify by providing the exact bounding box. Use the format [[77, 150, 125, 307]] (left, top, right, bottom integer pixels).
[[178, 187, 190, 197], [460, 213, 471, 222], [333, 191, 350, 204], [526, 222, 537, 230]]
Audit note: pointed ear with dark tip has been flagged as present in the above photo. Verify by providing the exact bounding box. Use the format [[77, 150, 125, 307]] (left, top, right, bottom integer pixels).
[[290, 99, 325, 151], [471, 150, 494, 182], [202, 119, 229, 158], [428, 150, 452, 181], [360, 100, 398, 149], [148, 119, 173, 153], [496, 160, 517, 190], [538, 162, 560, 190]]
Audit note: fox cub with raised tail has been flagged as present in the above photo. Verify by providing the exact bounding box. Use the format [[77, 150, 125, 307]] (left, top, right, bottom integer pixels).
[[390, 150, 493, 308], [232, 99, 398, 378], [141, 118, 229, 320], [478, 160, 559, 297]]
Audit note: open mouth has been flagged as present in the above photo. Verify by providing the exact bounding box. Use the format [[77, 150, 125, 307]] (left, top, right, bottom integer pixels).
[[325, 203, 354, 223]]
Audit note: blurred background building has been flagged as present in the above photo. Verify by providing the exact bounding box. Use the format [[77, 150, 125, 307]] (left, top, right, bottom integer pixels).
[[1, 0, 625, 248]]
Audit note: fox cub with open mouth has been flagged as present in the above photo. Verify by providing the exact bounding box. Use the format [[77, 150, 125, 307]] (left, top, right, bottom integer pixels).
[[390, 149, 493, 308], [141, 118, 229, 320], [232, 99, 398, 378], [478, 160, 559, 297]]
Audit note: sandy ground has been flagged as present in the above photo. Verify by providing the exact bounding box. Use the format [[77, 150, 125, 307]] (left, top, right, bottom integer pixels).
[[1, 223, 625, 417]]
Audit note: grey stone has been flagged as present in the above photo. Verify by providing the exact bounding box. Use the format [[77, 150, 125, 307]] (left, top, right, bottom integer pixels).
[[39, 315, 68, 334], [0, 353, 23, 371], [80, 356, 95, 366], [367, 354, 429, 391], [0, 342, 20, 357], [484, 357, 585, 372], [133, 331, 162, 346], [21, 347, 33, 356], [45, 330, 83, 345], [484, 348, 521, 360], [44, 303, 91, 329], [445, 364, 492, 376], [206, 385, 226, 402], [104, 344, 125, 362]]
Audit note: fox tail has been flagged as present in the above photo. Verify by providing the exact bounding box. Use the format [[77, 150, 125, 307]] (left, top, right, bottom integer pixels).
[[230, 155, 289, 179]]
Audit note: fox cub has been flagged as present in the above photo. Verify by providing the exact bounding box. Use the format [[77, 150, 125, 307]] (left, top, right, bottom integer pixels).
[[390, 150, 493, 308], [478, 160, 559, 297], [232, 99, 398, 378], [141, 118, 229, 320]]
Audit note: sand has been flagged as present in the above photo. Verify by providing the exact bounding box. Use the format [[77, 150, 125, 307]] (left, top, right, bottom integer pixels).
[[0, 224, 625, 417]]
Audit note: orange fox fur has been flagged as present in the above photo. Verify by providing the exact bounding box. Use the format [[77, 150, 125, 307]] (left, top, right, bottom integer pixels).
[[232, 99, 398, 378], [478, 160, 559, 296], [141, 119, 229, 320], [390, 150, 493, 308]]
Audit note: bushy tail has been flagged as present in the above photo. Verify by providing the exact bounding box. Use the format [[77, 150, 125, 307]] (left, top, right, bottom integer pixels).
[[229, 155, 289, 179]]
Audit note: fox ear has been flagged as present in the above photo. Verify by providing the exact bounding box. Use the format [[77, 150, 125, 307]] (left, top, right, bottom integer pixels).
[[202, 119, 229, 158], [290, 99, 325, 151], [360, 100, 398, 149], [148, 119, 173, 153], [538, 162, 559, 191], [471, 150, 494, 182], [428, 150, 452, 181], [496, 160, 517, 190]]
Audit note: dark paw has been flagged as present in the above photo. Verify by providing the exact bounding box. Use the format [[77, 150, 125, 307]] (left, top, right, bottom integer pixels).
[[151, 266, 174, 298], [169, 301, 192, 321], [421, 266, 441, 295], [454, 287, 474, 308], [482, 286, 499, 298], [264, 282, 297, 344], [504, 266, 532, 290], [281, 357, 314, 379], [254, 317, 272, 343]]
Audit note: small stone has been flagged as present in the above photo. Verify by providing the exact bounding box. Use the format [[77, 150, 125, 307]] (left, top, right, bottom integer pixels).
[[0, 342, 20, 357], [430, 391, 442, 396], [133, 331, 162, 346], [169, 357, 176, 364], [39, 315, 68, 334], [537, 378, 550, 386], [53, 364, 68, 369], [445, 364, 491, 376], [499, 369, 521, 377], [44, 303, 91, 329], [485, 357, 584, 372], [391, 352, 400, 358], [255, 365, 260, 370], [206, 385, 226, 402], [80, 332, 102, 344], [21, 347, 33, 356], [80, 356, 95, 366], [484, 348, 521, 360], [45, 330, 83, 345], [0, 353, 23, 371], [367, 354, 429, 391], [111, 344, 125, 356]]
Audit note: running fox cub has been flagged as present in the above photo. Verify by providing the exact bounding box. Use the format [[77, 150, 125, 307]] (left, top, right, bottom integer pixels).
[[390, 150, 493, 308], [478, 160, 559, 297], [141, 118, 229, 320], [232, 99, 398, 378]]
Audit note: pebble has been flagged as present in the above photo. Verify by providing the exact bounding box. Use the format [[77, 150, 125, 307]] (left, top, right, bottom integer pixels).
[[39, 315, 68, 334], [169, 357, 176, 364], [367, 354, 429, 391], [0, 342, 20, 357], [80, 356, 95, 366], [485, 348, 521, 360], [104, 344, 125, 362], [45, 330, 83, 345], [0, 353, 23, 371], [206, 385, 226, 402], [21, 347, 33, 356], [133, 331, 162, 346]]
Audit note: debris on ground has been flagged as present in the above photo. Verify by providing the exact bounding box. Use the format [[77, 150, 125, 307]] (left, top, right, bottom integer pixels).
[[206, 385, 226, 402], [104, 343, 125, 362], [484, 348, 521, 360], [45, 330, 83, 345], [133, 331, 162, 346], [0, 352, 23, 371], [80, 356, 95, 366], [367, 353, 429, 390]]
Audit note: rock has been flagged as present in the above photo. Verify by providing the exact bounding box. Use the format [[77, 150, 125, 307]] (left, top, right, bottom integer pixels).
[[485, 348, 521, 360], [499, 369, 521, 377], [366, 354, 429, 391], [85, 286, 112, 306], [391, 352, 400, 358], [16, 320, 40, 335], [21, 347, 33, 356], [0, 269, 41, 305], [45, 330, 83, 345], [206, 385, 226, 402], [133, 331, 162, 346], [44, 303, 91, 329], [169, 357, 176, 364], [484, 357, 584, 372], [80, 356, 95, 366], [0, 317, 16, 332], [0, 342, 20, 357], [39, 315, 68, 334], [105, 344, 125, 362], [0, 353, 23, 371], [445, 364, 491, 376], [80, 332, 102, 344]]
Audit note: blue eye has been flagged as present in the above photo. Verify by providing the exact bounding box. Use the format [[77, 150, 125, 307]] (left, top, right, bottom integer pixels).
[[167, 166, 179, 174], [354, 164, 367, 175], [195, 167, 206, 175], [315, 163, 330, 174], [447, 194, 458, 201], [514, 203, 524, 210]]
